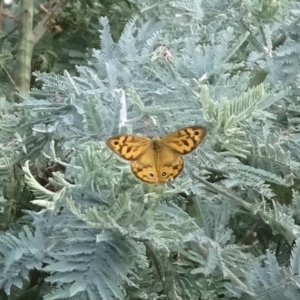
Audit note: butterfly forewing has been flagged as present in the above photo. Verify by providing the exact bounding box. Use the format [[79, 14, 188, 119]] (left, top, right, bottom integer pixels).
[[106, 135, 151, 161], [161, 126, 207, 155]]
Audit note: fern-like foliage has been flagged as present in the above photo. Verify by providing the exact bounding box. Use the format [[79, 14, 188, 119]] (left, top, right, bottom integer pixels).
[[2, 0, 300, 299], [228, 239, 300, 300]]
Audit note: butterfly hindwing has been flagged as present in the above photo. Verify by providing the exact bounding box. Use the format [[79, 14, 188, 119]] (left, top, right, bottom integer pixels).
[[131, 146, 159, 184], [158, 146, 184, 183], [130, 144, 185, 184]]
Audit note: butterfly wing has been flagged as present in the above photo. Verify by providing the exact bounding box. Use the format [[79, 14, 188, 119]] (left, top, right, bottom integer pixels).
[[131, 146, 160, 184], [157, 146, 184, 183], [107, 126, 207, 184], [130, 143, 184, 184], [161, 126, 207, 155], [106, 135, 151, 161], [156, 126, 207, 183]]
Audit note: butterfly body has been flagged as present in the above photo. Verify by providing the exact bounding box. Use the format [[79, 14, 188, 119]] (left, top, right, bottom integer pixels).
[[106, 126, 207, 184]]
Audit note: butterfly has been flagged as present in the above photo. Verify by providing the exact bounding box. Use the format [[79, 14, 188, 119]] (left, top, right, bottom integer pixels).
[[106, 126, 207, 184]]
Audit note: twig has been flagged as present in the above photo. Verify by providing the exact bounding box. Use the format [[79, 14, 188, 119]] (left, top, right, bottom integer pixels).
[[196, 242, 248, 291], [1, 66, 18, 90], [190, 171, 252, 211], [32, 0, 68, 44]]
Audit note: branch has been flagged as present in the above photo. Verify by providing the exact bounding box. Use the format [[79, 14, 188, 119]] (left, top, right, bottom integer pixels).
[[32, 0, 68, 44], [190, 171, 252, 211], [191, 172, 296, 244], [14, 0, 34, 98]]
